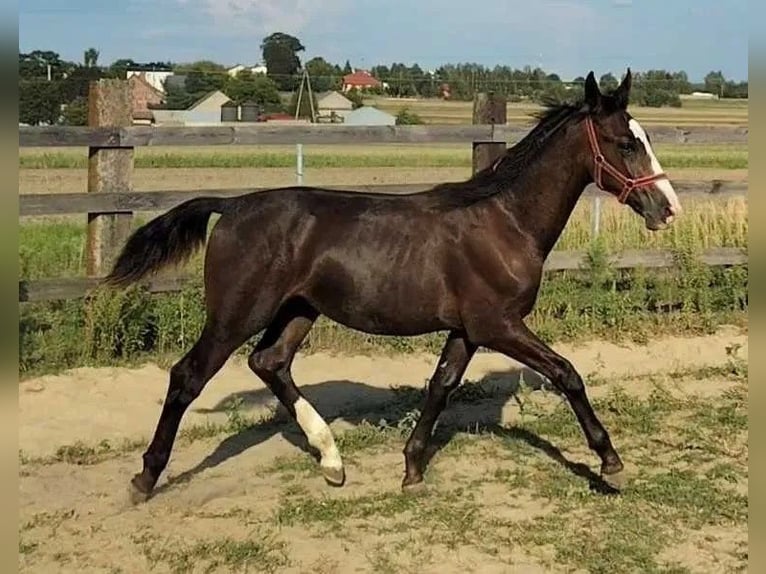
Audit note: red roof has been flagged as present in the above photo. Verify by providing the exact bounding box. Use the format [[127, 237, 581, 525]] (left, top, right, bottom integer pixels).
[[258, 112, 294, 121], [342, 70, 381, 88]]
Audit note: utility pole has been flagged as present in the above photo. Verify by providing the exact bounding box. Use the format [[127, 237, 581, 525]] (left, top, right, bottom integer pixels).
[[294, 68, 316, 122]]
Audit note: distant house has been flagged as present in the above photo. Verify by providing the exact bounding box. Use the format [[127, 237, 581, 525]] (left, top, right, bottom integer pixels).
[[126, 68, 174, 93], [185, 90, 233, 124], [152, 90, 234, 126], [128, 73, 164, 124], [342, 105, 395, 126], [342, 70, 382, 92], [189, 91, 232, 111], [228, 63, 268, 77], [316, 91, 354, 122]]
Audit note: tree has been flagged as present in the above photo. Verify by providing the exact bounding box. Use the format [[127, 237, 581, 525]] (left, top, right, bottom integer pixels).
[[61, 97, 88, 125], [183, 63, 227, 97], [173, 60, 226, 74], [19, 50, 67, 80], [261, 32, 305, 91], [345, 88, 364, 109], [161, 78, 196, 110], [60, 65, 105, 101], [19, 79, 63, 125], [723, 80, 748, 98], [304, 57, 342, 92], [107, 58, 137, 79], [84, 47, 99, 68], [224, 70, 282, 110], [395, 107, 423, 125], [599, 72, 618, 92], [704, 70, 726, 96]]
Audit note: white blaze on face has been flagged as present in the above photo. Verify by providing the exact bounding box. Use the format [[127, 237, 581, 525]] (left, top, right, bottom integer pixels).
[[294, 397, 343, 471], [628, 118, 682, 219]]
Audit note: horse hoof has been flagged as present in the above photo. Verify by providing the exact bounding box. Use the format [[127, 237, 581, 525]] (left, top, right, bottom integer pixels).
[[600, 466, 628, 491], [128, 475, 153, 505], [401, 479, 427, 495], [322, 465, 346, 487]]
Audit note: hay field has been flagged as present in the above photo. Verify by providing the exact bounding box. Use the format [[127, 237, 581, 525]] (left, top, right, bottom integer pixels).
[[367, 97, 749, 126]]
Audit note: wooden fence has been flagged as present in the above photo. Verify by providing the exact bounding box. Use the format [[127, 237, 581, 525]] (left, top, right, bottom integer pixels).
[[18, 80, 748, 303]]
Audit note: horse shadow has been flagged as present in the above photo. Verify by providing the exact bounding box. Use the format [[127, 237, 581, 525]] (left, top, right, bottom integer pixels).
[[154, 363, 617, 497]]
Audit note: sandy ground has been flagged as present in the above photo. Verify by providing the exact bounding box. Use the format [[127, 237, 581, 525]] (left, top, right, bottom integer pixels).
[[18, 327, 748, 573], [18, 326, 747, 459]]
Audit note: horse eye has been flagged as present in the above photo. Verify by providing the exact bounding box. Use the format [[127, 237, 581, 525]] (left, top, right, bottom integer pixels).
[[618, 141, 635, 155]]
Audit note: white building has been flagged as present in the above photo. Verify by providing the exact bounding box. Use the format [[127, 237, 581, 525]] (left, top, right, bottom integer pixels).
[[227, 63, 268, 77]]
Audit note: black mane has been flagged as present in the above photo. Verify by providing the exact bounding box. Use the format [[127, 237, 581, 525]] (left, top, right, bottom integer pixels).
[[422, 97, 587, 210]]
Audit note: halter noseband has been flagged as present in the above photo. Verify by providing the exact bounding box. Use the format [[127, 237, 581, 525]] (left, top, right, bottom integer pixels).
[[584, 116, 669, 204]]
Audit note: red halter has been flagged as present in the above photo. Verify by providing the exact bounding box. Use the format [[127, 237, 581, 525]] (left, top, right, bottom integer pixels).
[[584, 116, 669, 204]]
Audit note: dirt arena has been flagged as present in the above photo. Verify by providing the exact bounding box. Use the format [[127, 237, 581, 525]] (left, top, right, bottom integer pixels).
[[19, 327, 748, 573]]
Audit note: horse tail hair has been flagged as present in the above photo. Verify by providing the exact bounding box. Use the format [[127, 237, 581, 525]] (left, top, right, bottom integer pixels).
[[101, 197, 229, 288]]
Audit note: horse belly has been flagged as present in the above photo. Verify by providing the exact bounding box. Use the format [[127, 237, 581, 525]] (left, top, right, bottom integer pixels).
[[305, 260, 458, 336]]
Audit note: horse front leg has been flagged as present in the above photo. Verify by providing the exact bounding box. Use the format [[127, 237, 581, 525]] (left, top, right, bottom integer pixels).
[[468, 317, 625, 488]]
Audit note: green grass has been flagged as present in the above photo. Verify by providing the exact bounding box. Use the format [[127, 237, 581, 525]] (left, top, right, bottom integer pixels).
[[131, 529, 289, 574], [18, 196, 748, 281], [17, 143, 748, 170]]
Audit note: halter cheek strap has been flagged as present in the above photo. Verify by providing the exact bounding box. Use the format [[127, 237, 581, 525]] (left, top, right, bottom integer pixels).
[[584, 116, 669, 204]]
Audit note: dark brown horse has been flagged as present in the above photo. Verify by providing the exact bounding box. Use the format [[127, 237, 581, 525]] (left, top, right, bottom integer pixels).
[[104, 70, 681, 502]]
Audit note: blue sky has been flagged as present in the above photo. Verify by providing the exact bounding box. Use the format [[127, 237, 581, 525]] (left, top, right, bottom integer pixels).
[[19, 0, 750, 82]]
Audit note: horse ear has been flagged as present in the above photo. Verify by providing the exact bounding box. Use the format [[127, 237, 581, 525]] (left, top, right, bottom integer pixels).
[[613, 67, 632, 109], [584, 71, 601, 110]]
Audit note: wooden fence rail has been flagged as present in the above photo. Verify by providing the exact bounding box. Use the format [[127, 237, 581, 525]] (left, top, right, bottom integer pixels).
[[19, 180, 747, 218], [17, 247, 748, 303], [18, 80, 748, 304], [19, 123, 748, 148]]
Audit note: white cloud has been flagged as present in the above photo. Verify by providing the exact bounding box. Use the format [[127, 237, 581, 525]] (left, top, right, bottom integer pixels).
[[176, 0, 345, 36]]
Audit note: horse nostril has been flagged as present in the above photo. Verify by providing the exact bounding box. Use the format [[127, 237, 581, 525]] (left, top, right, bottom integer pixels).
[[665, 205, 676, 217]]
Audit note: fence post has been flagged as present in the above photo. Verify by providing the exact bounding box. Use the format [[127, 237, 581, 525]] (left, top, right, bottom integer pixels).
[[592, 195, 602, 238], [472, 91, 507, 173], [296, 143, 304, 185], [85, 79, 134, 277]]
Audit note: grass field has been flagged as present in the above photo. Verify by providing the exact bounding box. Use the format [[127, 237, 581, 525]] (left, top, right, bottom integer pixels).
[[18, 143, 748, 171], [18, 195, 748, 281]]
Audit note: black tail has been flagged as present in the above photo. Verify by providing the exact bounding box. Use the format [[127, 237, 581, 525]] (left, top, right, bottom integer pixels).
[[102, 197, 229, 288]]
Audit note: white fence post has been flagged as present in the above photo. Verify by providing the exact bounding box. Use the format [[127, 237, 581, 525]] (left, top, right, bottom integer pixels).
[[592, 195, 601, 239], [296, 143, 304, 185]]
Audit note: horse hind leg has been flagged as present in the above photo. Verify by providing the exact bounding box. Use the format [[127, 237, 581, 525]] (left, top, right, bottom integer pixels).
[[402, 330, 476, 491], [248, 299, 345, 487]]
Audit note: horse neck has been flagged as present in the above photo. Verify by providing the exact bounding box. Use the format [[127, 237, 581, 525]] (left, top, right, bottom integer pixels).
[[493, 125, 592, 257]]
